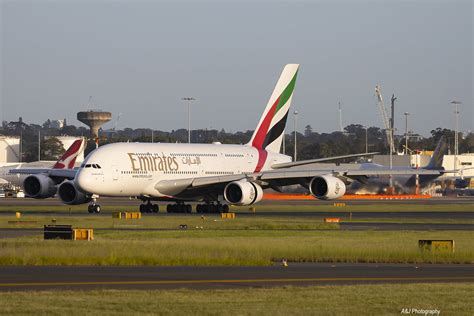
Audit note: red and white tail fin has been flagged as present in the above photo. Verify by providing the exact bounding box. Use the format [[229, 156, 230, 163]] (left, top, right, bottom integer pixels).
[[52, 139, 85, 169], [248, 64, 299, 153]]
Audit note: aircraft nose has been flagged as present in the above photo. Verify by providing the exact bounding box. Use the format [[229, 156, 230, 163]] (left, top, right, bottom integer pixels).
[[75, 170, 93, 193]]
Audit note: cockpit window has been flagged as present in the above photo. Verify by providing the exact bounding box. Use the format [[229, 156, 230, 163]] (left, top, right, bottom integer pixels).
[[96, 165, 101, 169], [92, 164, 97, 169], [85, 164, 91, 168]]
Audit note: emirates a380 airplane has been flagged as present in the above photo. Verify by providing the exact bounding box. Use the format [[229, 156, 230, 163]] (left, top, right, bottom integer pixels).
[[48, 64, 443, 213]]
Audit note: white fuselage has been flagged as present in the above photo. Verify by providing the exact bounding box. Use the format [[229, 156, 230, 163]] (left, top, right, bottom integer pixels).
[[75, 142, 291, 197]]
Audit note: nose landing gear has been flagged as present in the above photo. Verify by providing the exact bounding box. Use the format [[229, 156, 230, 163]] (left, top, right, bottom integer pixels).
[[88, 200, 101, 214]]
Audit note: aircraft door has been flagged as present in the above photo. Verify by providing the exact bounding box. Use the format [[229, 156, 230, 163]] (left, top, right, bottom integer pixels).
[[111, 164, 119, 181]]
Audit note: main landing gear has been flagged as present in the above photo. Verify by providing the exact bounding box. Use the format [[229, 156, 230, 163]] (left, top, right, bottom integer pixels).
[[196, 203, 229, 214], [139, 201, 159, 213], [167, 203, 192, 213]]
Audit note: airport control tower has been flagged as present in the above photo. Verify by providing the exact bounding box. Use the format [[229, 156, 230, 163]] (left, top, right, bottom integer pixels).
[[77, 110, 112, 138]]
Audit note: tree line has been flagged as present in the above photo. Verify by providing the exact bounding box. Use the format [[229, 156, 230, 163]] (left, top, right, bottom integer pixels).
[[1, 118, 473, 162]]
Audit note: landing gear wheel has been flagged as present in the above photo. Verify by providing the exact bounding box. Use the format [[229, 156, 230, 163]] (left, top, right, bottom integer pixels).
[[153, 204, 159, 213], [88, 204, 100, 214], [222, 204, 229, 213], [139, 204, 145, 213], [146, 203, 153, 213]]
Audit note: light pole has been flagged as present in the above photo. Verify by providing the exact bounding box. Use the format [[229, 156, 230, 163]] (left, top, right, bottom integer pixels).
[[365, 126, 368, 154], [293, 110, 298, 161], [404, 112, 410, 155], [182, 97, 195, 143], [451, 101, 461, 174], [38, 131, 41, 161]]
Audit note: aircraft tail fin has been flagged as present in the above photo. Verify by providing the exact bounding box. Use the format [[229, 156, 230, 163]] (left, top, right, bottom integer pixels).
[[425, 136, 448, 170], [52, 139, 85, 169], [248, 64, 299, 153]]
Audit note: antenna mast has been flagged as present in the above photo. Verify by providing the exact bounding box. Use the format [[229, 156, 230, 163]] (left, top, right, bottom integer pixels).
[[338, 102, 343, 133]]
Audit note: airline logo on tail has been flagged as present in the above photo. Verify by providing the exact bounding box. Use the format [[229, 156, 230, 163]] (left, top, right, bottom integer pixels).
[[53, 139, 85, 169], [250, 64, 299, 153]]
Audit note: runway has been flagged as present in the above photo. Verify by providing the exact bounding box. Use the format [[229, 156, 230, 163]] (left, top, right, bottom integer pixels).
[[1, 196, 474, 207], [0, 263, 472, 291]]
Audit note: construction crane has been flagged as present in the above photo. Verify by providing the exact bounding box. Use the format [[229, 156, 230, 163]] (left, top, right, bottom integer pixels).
[[112, 112, 123, 132], [375, 85, 395, 153]]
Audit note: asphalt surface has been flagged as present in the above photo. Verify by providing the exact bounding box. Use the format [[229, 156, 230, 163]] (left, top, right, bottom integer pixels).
[[1, 196, 474, 207], [0, 263, 472, 291]]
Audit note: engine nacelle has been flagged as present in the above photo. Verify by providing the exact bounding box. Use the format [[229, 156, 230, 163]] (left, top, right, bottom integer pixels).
[[58, 180, 91, 205], [309, 175, 346, 200], [224, 180, 263, 206], [23, 174, 57, 199]]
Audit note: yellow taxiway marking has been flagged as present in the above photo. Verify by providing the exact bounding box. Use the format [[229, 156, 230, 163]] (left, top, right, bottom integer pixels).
[[1, 276, 473, 287]]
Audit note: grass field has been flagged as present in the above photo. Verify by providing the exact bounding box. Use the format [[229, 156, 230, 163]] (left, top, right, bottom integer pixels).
[[1, 230, 472, 265], [0, 283, 472, 315]]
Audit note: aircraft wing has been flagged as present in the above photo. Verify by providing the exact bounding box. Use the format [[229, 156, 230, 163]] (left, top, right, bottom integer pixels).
[[155, 169, 344, 197], [345, 169, 443, 176], [9, 168, 78, 180], [155, 166, 446, 197], [9, 168, 51, 175], [271, 152, 379, 169]]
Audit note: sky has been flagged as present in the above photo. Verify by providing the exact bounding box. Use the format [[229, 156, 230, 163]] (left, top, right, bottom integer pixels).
[[1, 0, 472, 137]]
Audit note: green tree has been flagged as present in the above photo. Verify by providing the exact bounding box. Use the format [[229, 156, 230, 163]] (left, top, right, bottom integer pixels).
[[41, 137, 65, 160]]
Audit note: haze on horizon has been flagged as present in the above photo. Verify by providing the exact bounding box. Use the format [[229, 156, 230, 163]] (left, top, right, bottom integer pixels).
[[1, 0, 472, 137]]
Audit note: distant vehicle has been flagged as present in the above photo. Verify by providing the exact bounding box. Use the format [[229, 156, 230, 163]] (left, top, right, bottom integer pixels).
[[8, 139, 84, 198], [0, 189, 5, 198]]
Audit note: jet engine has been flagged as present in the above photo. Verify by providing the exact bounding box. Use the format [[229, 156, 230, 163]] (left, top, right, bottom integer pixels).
[[309, 175, 346, 200], [23, 175, 57, 199], [58, 180, 91, 205], [224, 180, 263, 206]]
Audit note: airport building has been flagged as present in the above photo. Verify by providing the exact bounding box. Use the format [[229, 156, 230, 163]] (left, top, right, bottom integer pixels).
[[0, 136, 21, 165], [49, 119, 66, 129], [441, 154, 474, 179]]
